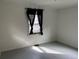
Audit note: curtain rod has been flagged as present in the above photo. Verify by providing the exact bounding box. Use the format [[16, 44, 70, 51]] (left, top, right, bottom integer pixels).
[[25, 8, 44, 11]]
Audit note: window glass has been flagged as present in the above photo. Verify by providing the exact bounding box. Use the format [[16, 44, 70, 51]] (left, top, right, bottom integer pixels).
[[33, 12, 40, 33]]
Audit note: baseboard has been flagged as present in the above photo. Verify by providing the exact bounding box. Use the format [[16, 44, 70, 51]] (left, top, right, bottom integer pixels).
[[55, 41, 78, 50]]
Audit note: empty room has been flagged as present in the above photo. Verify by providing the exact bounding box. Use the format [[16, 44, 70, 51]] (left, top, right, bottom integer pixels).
[[0, 0, 78, 59]]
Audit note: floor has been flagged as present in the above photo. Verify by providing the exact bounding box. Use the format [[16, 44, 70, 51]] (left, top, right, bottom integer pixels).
[[1, 42, 78, 59]]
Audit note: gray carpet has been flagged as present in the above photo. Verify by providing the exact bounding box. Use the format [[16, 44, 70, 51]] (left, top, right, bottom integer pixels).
[[1, 42, 78, 59]]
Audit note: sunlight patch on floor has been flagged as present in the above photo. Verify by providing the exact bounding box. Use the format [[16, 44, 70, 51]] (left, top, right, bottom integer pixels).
[[32, 46, 63, 54], [40, 47, 63, 54], [32, 46, 44, 53]]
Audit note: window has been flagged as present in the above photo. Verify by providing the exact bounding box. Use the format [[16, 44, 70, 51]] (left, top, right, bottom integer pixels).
[[26, 8, 43, 35]]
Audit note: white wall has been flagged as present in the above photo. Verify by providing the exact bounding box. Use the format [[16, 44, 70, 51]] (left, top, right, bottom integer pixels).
[[57, 6, 78, 48], [0, 1, 57, 52]]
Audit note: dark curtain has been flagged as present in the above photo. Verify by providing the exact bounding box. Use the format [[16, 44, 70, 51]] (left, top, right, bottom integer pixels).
[[26, 8, 43, 35], [37, 9, 43, 35], [26, 8, 36, 34]]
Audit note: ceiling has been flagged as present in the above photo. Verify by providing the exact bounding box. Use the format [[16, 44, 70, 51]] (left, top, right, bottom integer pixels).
[[1, 0, 78, 9]]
